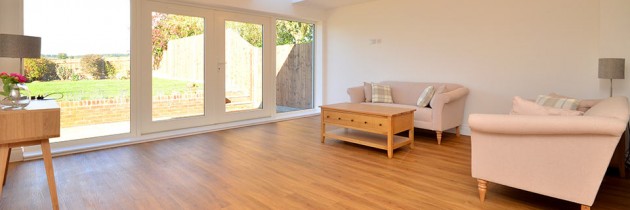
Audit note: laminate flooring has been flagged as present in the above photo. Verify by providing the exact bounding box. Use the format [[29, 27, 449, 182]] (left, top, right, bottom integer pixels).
[[1, 116, 629, 209]]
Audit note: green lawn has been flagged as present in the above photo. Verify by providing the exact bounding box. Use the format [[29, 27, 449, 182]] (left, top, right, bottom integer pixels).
[[26, 78, 200, 101]]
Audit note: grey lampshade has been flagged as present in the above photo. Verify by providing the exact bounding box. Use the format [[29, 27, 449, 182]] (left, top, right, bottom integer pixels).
[[0, 34, 41, 58], [598, 58, 625, 79]]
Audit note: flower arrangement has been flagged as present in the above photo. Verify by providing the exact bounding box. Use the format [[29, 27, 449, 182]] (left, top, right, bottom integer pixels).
[[0, 72, 28, 96]]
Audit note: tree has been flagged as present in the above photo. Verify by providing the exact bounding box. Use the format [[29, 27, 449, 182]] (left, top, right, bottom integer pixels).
[[152, 13, 204, 70], [24, 58, 59, 81], [57, 53, 68, 59], [276, 20, 314, 45], [81, 54, 107, 79], [227, 20, 314, 47], [227, 21, 263, 47]]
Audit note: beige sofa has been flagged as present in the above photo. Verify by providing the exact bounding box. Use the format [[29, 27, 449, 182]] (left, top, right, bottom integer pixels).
[[469, 96, 629, 210], [347, 81, 469, 144]]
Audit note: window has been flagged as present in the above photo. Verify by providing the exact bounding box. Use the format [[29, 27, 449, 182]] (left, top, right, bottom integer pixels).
[[275, 19, 314, 113], [24, 0, 131, 142]]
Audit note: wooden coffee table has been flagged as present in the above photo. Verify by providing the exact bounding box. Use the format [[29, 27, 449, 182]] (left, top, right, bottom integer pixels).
[[320, 103, 415, 158]]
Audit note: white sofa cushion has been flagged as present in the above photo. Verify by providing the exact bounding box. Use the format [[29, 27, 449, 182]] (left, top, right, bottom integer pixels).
[[363, 103, 432, 122]]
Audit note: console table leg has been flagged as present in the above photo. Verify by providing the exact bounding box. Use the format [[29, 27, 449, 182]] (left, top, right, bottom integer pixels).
[[0, 144, 8, 198], [2, 147, 10, 186], [41, 140, 59, 210]]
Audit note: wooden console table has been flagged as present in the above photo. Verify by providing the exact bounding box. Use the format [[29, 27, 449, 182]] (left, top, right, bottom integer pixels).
[[321, 103, 415, 158], [0, 101, 60, 210]]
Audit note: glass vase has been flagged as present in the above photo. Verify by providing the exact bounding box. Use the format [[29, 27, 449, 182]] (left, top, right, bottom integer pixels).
[[0, 83, 31, 110]]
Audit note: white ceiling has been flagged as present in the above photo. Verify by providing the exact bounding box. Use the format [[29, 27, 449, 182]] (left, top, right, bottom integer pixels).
[[292, 0, 377, 9]]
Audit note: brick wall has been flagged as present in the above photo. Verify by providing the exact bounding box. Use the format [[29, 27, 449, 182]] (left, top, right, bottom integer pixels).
[[58, 92, 204, 128], [59, 98, 131, 128]]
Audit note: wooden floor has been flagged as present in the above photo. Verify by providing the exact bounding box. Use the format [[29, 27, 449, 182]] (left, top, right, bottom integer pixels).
[[1, 116, 629, 209]]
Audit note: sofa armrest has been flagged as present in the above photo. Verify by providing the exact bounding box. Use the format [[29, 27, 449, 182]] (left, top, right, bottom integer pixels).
[[430, 87, 469, 107], [429, 87, 469, 131], [469, 114, 627, 136], [347, 86, 365, 103]]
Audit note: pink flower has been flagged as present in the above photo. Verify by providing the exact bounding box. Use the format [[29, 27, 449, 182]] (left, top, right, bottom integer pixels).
[[0, 72, 27, 84], [18, 75, 27, 83]]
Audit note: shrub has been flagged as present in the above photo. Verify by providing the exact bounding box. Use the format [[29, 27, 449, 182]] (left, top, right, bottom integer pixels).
[[70, 73, 85, 81], [24, 58, 59, 81], [80, 54, 106, 79], [56, 66, 73, 80], [105, 61, 117, 79]]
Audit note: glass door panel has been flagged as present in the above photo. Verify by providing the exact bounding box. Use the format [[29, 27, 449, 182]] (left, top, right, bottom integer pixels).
[[151, 12, 205, 121], [224, 21, 264, 112], [140, 2, 215, 134], [216, 12, 273, 122]]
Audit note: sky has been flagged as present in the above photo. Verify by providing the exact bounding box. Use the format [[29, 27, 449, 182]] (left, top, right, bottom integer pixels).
[[24, 0, 130, 56]]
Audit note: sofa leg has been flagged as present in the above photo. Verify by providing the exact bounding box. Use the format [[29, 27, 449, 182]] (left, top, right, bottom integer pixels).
[[581, 205, 591, 210], [436, 131, 442, 145], [456, 126, 461, 137], [477, 179, 487, 203]]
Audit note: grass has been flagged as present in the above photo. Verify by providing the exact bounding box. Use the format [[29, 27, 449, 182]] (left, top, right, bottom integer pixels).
[[26, 78, 200, 101]]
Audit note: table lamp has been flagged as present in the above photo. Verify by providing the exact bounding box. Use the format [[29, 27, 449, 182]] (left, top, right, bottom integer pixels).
[[0, 34, 42, 75], [598, 58, 625, 97]]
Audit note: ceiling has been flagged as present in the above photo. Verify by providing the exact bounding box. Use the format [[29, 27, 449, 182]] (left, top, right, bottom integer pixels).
[[291, 0, 378, 9]]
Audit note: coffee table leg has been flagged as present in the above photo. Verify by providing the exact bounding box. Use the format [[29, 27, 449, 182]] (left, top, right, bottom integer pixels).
[[320, 114, 326, 143], [387, 131, 394, 158], [409, 126, 414, 149]]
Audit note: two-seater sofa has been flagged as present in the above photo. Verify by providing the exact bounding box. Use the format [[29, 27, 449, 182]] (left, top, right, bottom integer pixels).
[[469, 96, 629, 210], [347, 81, 469, 144]]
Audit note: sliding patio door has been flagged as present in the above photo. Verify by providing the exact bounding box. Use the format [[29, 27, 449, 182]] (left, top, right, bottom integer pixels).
[[140, 3, 273, 134]]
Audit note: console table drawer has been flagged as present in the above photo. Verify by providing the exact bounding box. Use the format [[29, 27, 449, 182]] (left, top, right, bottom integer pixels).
[[323, 111, 388, 132]]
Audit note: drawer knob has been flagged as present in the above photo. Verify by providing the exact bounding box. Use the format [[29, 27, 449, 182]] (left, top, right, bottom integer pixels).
[[364, 121, 368, 124], [351, 119, 354, 122], [326, 115, 330, 118], [379, 123, 382, 126], [338, 117, 341, 120]]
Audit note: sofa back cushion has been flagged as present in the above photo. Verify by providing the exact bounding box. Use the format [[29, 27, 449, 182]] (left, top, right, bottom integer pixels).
[[380, 81, 463, 106]]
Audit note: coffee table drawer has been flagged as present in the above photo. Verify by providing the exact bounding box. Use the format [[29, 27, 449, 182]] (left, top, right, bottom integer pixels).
[[323, 111, 389, 132]]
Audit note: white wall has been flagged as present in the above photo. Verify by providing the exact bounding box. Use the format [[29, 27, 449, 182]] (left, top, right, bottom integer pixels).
[[0, 0, 23, 72], [326, 0, 630, 134]]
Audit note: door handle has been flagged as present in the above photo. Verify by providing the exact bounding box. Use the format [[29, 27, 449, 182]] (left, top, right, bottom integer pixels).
[[217, 62, 226, 71]]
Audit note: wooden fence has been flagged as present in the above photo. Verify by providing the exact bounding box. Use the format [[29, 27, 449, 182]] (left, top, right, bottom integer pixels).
[[276, 43, 313, 109]]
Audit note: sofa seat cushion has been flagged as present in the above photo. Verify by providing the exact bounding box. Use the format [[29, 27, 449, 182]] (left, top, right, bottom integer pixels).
[[361, 103, 432, 122]]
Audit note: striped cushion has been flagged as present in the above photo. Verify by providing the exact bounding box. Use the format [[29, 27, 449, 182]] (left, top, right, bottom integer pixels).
[[371, 83, 393, 103], [416, 86, 435, 107], [364, 82, 373, 102], [535, 95, 580, 110]]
